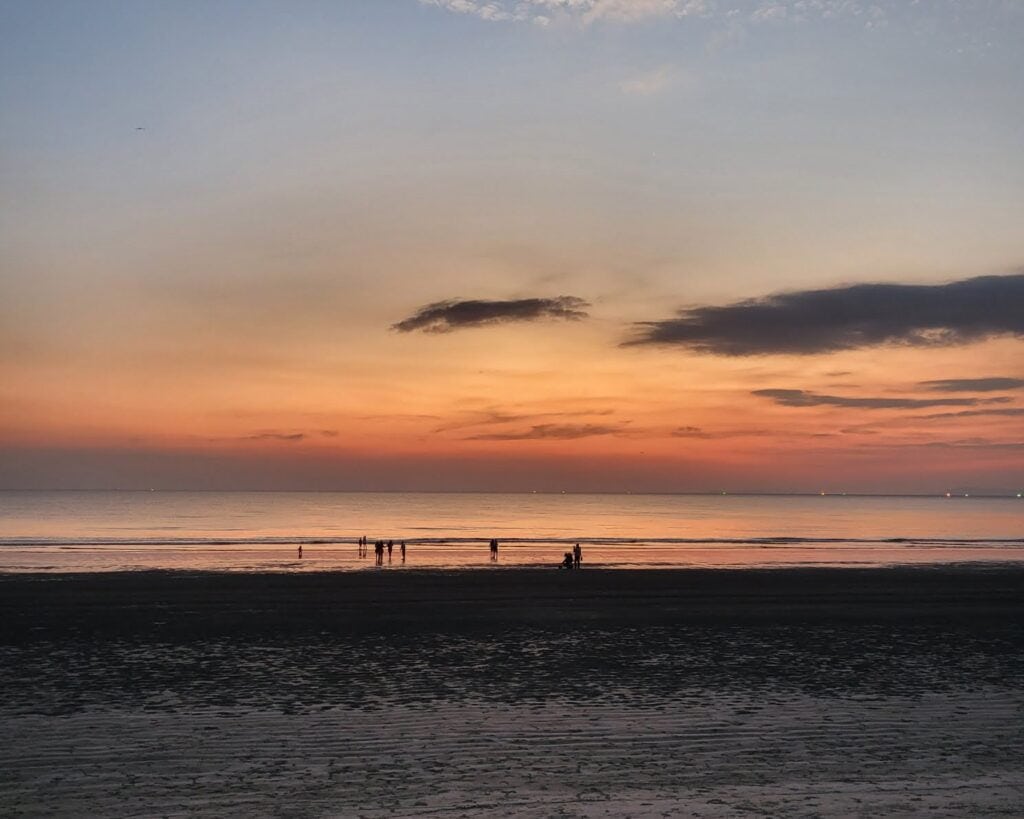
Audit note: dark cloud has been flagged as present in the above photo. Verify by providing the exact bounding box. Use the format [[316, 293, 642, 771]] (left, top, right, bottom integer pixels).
[[393, 296, 589, 333], [466, 423, 623, 441], [752, 389, 1009, 410], [918, 377, 1024, 392], [627, 273, 1024, 355]]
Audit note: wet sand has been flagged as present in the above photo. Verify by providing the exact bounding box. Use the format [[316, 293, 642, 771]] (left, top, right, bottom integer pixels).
[[2, 566, 1023, 816]]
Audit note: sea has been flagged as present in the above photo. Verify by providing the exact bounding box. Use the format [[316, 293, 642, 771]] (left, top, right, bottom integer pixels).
[[0, 490, 1021, 573]]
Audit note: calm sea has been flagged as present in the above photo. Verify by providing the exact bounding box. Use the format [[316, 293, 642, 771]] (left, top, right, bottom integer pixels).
[[0, 491, 1021, 572]]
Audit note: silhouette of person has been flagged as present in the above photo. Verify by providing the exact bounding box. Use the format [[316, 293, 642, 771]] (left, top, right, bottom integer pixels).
[[375, 540, 383, 566], [561, 551, 574, 570], [573, 543, 582, 569], [400, 541, 406, 563], [489, 538, 499, 561], [387, 540, 393, 562], [298, 545, 303, 559]]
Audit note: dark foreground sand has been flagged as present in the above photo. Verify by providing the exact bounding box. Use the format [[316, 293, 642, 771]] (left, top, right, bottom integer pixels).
[[2, 566, 1023, 817]]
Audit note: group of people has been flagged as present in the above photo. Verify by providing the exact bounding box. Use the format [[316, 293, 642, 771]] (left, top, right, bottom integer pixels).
[[560, 542, 583, 570], [357, 535, 406, 565], [490, 538, 583, 568], [303, 536, 584, 568]]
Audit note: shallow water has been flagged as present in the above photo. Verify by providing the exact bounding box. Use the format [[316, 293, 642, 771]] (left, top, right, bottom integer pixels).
[[1, 490, 1021, 572]]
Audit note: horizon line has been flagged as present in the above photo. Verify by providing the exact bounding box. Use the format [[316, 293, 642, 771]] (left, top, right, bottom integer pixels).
[[1, 489, 1020, 499]]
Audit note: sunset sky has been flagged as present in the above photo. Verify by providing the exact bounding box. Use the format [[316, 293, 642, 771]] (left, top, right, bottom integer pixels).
[[2, 0, 1023, 493]]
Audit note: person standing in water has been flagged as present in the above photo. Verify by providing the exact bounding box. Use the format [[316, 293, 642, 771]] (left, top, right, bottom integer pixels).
[[298, 544, 303, 560], [489, 538, 499, 561], [573, 543, 582, 569], [400, 541, 406, 563]]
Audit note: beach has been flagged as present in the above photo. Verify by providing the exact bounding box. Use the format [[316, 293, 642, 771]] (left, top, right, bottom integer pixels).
[[2, 566, 1023, 817]]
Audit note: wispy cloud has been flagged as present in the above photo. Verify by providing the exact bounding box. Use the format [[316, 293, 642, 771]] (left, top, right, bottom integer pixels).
[[919, 377, 1024, 393], [628, 274, 1024, 356], [580, 0, 702, 24], [752, 389, 1010, 410], [393, 296, 589, 333], [247, 432, 306, 442], [466, 422, 625, 440], [426, 0, 530, 23], [671, 425, 774, 439], [239, 429, 339, 443], [836, 406, 1024, 435], [436, 407, 615, 433], [913, 407, 1024, 422], [419, 0, 708, 25], [418, 0, 890, 26], [672, 425, 712, 438], [907, 439, 1024, 451]]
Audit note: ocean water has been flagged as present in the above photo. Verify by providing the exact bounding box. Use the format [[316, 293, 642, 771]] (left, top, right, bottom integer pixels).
[[0, 490, 1021, 572]]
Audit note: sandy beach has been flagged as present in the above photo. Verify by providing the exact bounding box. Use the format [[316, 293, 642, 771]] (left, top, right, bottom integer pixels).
[[2, 566, 1023, 817]]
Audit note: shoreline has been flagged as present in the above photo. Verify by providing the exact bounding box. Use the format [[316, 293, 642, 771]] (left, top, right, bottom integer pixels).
[[4, 543, 1024, 575]]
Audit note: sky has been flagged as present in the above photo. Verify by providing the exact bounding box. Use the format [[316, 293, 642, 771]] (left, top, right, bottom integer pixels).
[[1, 0, 1023, 493]]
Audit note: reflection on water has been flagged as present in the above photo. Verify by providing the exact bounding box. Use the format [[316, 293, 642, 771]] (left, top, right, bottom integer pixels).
[[1, 491, 1021, 572]]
